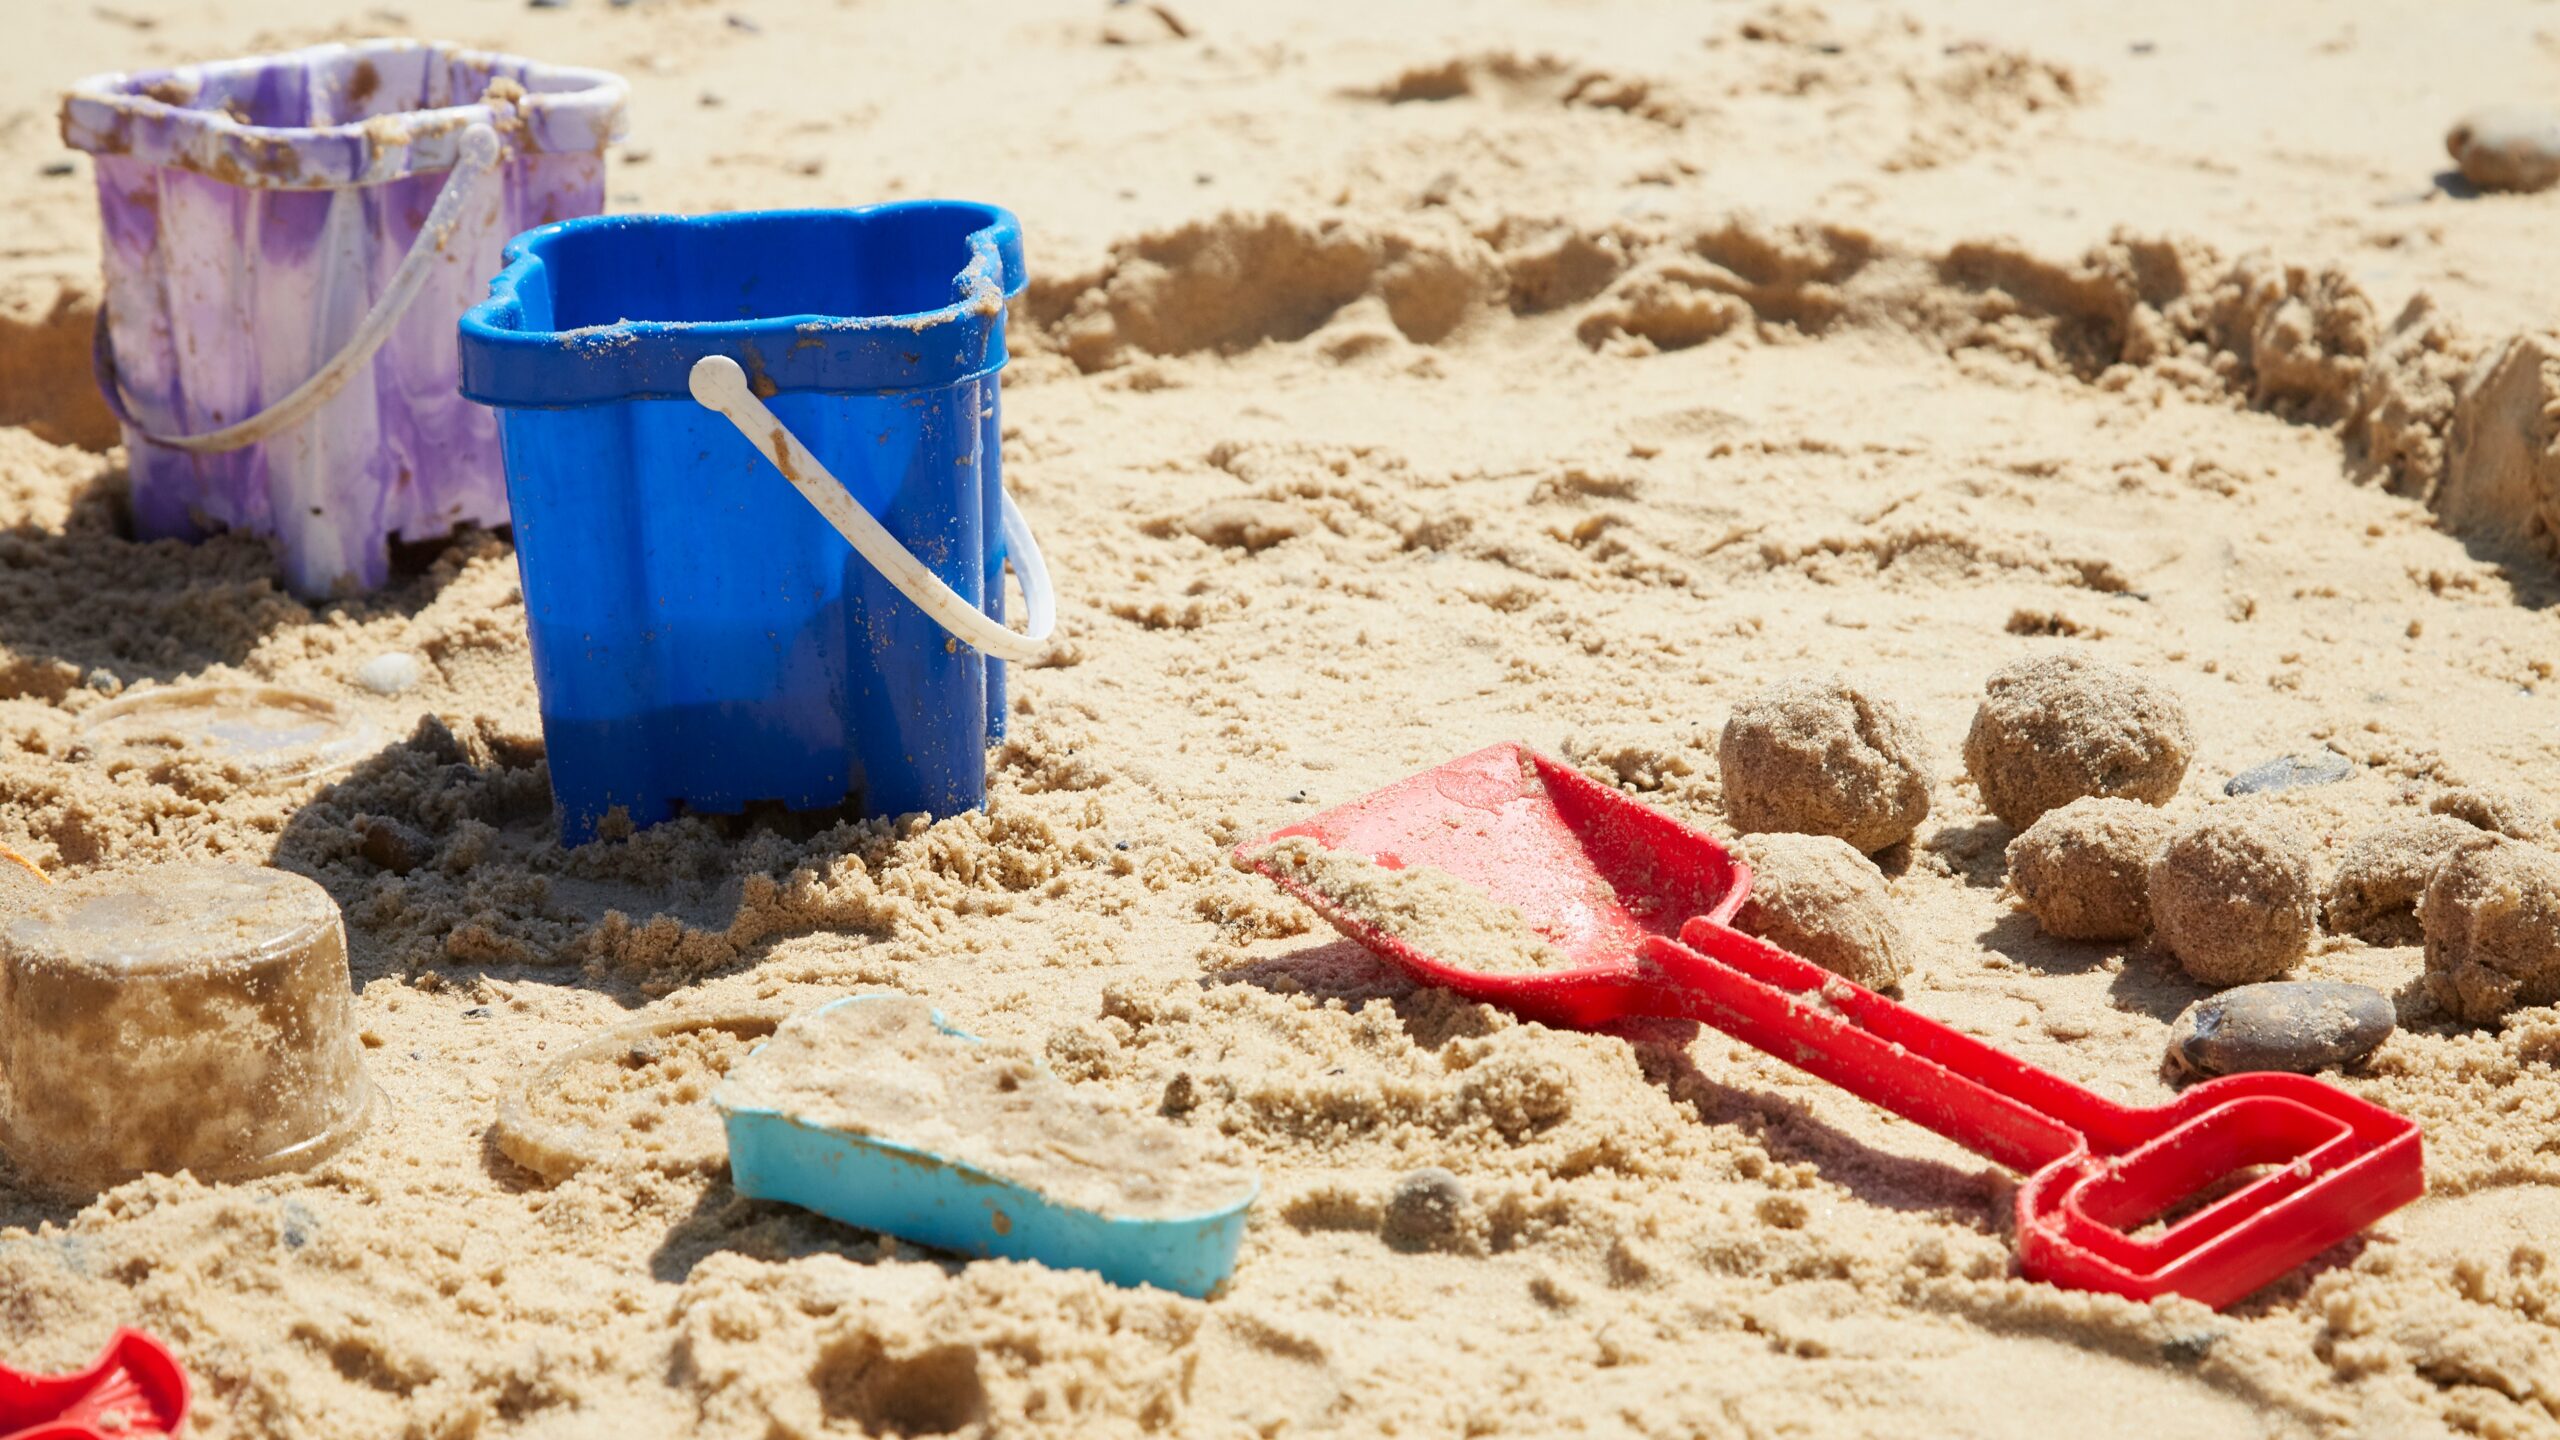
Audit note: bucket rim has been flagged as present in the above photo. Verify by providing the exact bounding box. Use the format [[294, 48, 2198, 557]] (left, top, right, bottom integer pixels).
[[459, 202, 1031, 408], [60, 37, 628, 189]]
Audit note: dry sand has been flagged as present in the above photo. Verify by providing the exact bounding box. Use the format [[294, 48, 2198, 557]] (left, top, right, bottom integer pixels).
[[3, 2, 2560, 1437]]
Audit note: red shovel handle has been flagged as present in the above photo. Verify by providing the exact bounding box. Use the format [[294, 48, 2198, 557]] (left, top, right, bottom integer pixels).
[[1655, 920, 2147, 1171]]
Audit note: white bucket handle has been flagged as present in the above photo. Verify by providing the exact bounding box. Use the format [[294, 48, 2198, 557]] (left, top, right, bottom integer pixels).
[[688, 354, 1058, 664], [94, 123, 504, 455]]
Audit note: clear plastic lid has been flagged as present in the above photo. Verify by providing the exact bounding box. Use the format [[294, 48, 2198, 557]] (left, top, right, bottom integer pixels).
[[78, 683, 379, 789]]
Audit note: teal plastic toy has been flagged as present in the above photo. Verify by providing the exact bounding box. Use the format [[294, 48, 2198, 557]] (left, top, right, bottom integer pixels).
[[715, 997, 1255, 1299]]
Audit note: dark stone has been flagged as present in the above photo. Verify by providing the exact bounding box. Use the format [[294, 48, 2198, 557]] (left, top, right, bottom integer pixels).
[[2224, 752, 2353, 796], [2168, 981, 2394, 1077], [462, 1005, 493, 1020], [39, 160, 76, 178], [1381, 1167, 1469, 1251]]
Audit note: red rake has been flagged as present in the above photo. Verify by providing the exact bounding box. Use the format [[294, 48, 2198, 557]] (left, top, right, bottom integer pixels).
[[1240, 742, 2424, 1310]]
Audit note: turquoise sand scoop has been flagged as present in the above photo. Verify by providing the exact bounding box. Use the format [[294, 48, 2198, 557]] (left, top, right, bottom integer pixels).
[[715, 996, 1256, 1298]]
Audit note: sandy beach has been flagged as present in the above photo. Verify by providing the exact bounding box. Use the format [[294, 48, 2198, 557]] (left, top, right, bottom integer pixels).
[[4, 1, 2560, 1435]]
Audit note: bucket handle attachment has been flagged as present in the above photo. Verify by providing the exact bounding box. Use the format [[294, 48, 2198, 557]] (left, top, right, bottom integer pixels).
[[688, 355, 1059, 664], [91, 123, 505, 456]]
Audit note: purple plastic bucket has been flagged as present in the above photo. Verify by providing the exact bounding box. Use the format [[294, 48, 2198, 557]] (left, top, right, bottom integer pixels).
[[61, 41, 627, 597]]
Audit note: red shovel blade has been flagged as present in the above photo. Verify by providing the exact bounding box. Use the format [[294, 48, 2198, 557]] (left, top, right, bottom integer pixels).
[[0, 1330, 188, 1440], [1253, 742, 1749, 967], [1243, 742, 2428, 1310]]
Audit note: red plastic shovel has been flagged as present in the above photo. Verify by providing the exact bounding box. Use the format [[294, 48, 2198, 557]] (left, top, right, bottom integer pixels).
[[0, 1330, 187, 1440], [1240, 743, 2425, 1310]]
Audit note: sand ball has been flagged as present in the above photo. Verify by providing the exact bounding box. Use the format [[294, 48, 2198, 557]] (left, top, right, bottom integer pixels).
[[2005, 797, 2174, 941], [1718, 674, 1933, 854], [2429, 786, 2557, 844], [1963, 652, 2193, 831], [2322, 813, 2479, 946], [2422, 835, 2560, 1023], [2148, 811, 2319, 987], [2447, 106, 2560, 193], [1733, 833, 1911, 992]]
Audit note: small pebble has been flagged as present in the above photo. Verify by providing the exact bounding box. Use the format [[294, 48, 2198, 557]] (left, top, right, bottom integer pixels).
[[2224, 752, 2351, 796], [726, 12, 761, 31], [2166, 980, 2394, 1076], [462, 1005, 493, 1020], [39, 160, 76, 178], [353, 652, 423, 696], [1381, 1167, 1469, 1251], [2447, 106, 2560, 192], [83, 668, 121, 695], [527, 0, 568, 8]]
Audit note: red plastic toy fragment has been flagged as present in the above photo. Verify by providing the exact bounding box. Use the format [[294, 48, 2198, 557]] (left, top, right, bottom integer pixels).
[[0, 1330, 188, 1440]]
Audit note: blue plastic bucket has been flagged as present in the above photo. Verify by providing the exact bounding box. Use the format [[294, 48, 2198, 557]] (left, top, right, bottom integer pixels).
[[457, 203, 1047, 843]]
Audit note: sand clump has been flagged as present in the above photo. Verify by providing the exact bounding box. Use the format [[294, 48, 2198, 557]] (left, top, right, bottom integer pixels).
[[2323, 812, 2481, 945], [2421, 835, 2560, 1023], [2148, 811, 2319, 986], [2446, 106, 2560, 193], [1731, 833, 1911, 991], [1246, 835, 1573, 974], [2429, 785, 2558, 843], [2004, 797, 2173, 941], [716, 995, 1254, 1219], [1717, 673, 1932, 854], [1962, 652, 2193, 830]]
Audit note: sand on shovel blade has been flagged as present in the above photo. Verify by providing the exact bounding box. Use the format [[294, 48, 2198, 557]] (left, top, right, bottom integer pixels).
[[1247, 835, 1578, 975]]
